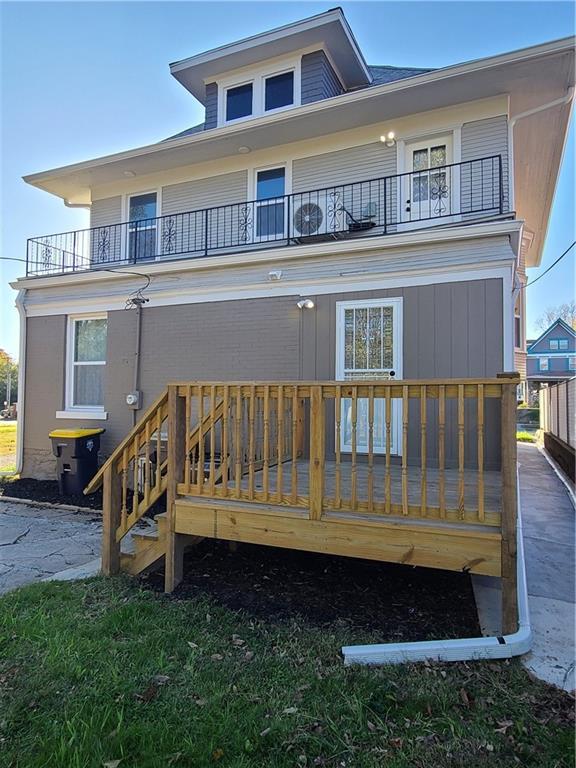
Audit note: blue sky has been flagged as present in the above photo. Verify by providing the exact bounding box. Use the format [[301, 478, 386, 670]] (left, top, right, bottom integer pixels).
[[1, 1, 574, 360]]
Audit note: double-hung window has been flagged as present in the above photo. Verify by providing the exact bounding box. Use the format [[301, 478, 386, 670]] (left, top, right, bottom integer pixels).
[[549, 339, 559, 350], [559, 339, 569, 350], [539, 357, 549, 372], [67, 315, 107, 410]]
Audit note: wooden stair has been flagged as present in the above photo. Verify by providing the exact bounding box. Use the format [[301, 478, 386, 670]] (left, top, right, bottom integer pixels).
[[121, 513, 168, 575]]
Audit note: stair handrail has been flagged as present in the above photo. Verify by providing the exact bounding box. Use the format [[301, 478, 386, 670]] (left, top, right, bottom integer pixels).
[[84, 388, 169, 495]]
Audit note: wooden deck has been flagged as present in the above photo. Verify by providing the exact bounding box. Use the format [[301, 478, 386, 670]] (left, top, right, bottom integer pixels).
[[89, 376, 519, 634]]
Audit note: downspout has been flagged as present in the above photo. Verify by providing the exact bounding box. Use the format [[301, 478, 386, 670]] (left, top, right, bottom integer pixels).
[[132, 302, 142, 427], [14, 290, 27, 474], [508, 87, 574, 210], [342, 473, 531, 664]]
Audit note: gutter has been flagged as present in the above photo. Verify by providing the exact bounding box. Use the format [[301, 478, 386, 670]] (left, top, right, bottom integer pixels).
[[14, 290, 27, 474], [342, 473, 531, 665]]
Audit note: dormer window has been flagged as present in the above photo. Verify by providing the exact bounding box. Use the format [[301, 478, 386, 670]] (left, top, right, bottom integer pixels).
[[226, 83, 253, 121], [217, 57, 301, 126], [264, 71, 294, 111]]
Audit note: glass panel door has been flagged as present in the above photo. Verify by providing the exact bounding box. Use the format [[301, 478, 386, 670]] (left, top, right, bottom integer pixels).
[[337, 299, 402, 454], [403, 137, 452, 223], [255, 168, 286, 242], [128, 192, 157, 261]]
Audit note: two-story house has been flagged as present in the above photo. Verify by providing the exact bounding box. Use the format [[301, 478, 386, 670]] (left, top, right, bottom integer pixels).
[[527, 318, 576, 394], [9, 9, 575, 597]]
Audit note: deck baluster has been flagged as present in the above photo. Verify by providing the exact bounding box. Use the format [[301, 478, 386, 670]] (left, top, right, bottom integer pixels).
[[458, 384, 465, 519], [477, 384, 485, 521], [401, 386, 409, 515], [438, 385, 446, 518], [291, 386, 299, 504], [420, 385, 427, 516], [248, 385, 256, 500], [276, 385, 284, 503], [385, 387, 392, 514], [335, 388, 342, 510], [367, 388, 375, 513], [221, 386, 229, 497], [351, 387, 358, 509]]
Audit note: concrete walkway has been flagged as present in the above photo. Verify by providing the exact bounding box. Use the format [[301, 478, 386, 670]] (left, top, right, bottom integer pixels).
[[0, 500, 102, 594], [474, 442, 575, 691]]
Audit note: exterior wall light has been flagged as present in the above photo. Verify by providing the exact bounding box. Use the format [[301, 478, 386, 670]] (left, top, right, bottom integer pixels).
[[237, 146, 251, 154], [297, 298, 315, 309], [380, 131, 396, 147]]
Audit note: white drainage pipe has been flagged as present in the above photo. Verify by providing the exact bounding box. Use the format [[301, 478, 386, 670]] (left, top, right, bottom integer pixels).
[[342, 474, 531, 665]]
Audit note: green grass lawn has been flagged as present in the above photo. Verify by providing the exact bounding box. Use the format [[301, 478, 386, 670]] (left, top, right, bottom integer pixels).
[[0, 577, 572, 768], [0, 421, 17, 473]]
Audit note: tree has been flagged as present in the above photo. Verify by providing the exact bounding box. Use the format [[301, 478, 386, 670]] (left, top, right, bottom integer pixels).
[[535, 301, 576, 332], [0, 350, 18, 407]]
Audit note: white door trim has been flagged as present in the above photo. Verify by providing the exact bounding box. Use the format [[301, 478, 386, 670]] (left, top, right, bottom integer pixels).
[[335, 296, 403, 455]]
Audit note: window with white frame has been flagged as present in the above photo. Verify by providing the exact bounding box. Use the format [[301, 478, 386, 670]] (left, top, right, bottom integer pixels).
[[559, 339, 569, 350], [67, 316, 107, 409], [549, 339, 559, 350], [539, 357, 549, 372], [219, 59, 300, 126], [569, 357, 576, 371]]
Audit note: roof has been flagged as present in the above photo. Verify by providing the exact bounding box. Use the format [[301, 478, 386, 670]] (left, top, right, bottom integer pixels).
[[527, 318, 576, 353], [170, 7, 372, 102]]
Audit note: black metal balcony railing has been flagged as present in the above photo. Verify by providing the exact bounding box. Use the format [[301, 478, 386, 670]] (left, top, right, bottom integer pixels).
[[26, 156, 504, 277]]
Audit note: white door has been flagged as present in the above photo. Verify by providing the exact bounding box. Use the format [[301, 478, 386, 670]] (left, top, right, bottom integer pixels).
[[402, 137, 453, 224], [336, 298, 403, 455]]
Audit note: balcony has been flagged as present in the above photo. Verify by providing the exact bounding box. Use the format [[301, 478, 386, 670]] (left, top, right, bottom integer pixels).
[[26, 156, 504, 277]]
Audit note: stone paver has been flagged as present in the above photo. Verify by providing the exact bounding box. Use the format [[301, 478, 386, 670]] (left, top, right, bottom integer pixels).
[[0, 500, 102, 594]]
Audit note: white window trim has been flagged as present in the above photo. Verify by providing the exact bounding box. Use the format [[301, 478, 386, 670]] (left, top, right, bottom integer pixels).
[[63, 313, 108, 416], [248, 161, 292, 200], [539, 357, 549, 371], [217, 56, 302, 127], [122, 188, 162, 224], [549, 339, 559, 350]]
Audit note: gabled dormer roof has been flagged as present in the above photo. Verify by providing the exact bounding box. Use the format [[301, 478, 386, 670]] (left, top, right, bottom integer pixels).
[[527, 318, 576, 353], [169, 7, 372, 102]]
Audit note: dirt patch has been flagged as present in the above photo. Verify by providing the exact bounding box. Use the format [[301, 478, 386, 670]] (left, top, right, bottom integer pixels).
[[142, 540, 481, 641]]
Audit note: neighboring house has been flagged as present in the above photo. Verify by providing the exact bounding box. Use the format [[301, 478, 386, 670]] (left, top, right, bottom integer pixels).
[[527, 319, 576, 392], [12, 9, 574, 479]]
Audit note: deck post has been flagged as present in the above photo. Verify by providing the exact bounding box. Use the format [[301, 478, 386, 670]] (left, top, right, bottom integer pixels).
[[101, 464, 121, 575], [498, 372, 519, 634], [165, 384, 187, 593], [309, 385, 325, 520]]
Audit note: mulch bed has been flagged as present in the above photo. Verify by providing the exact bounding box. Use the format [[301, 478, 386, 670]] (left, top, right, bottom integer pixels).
[[0, 478, 104, 509], [143, 540, 481, 641]]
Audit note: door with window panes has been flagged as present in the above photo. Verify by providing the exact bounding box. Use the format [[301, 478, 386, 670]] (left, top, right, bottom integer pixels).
[[254, 168, 286, 242], [128, 193, 157, 261], [402, 137, 453, 224], [336, 299, 402, 455]]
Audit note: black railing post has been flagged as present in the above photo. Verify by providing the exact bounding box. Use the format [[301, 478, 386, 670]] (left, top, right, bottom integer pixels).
[[204, 208, 209, 257], [26, 240, 30, 276], [383, 176, 387, 235], [132, 221, 138, 264], [498, 155, 504, 214], [286, 193, 291, 246]]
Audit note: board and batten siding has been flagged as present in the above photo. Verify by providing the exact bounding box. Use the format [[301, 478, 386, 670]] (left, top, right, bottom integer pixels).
[[461, 115, 509, 211], [90, 196, 123, 229], [301, 50, 344, 104]]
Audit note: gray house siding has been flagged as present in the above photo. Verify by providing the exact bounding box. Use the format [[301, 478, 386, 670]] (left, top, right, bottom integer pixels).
[[204, 82, 218, 130], [301, 50, 344, 104], [90, 196, 122, 229], [22, 276, 503, 479], [292, 143, 396, 192], [162, 170, 247, 215], [461, 115, 509, 212]]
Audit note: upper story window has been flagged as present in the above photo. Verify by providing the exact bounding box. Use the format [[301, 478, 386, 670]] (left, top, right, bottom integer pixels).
[[539, 357, 549, 372], [264, 71, 294, 111], [549, 339, 559, 350], [569, 357, 576, 371], [559, 339, 569, 350], [218, 58, 301, 126], [226, 83, 253, 121]]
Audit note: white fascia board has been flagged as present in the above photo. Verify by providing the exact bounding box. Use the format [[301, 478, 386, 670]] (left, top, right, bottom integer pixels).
[[12, 219, 522, 293], [23, 38, 574, 190], [21, 263, 513, 318]]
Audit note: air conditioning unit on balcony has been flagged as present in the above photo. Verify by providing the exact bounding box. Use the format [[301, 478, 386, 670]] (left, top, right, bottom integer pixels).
[[292, 192, 347, 238]]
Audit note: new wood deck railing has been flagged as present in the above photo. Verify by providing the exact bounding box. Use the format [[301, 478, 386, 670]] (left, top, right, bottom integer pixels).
[[90, 374, 519, 633]]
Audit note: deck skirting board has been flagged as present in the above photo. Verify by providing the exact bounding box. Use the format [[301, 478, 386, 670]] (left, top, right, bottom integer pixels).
[[174, 502, 502, 576]]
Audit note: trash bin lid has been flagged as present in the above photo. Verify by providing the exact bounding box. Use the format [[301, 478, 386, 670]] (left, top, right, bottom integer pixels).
[[49, 428, 105, 439]]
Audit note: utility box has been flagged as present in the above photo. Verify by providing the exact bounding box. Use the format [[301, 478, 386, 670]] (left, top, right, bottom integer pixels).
[[48, 428, 105, 495]]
